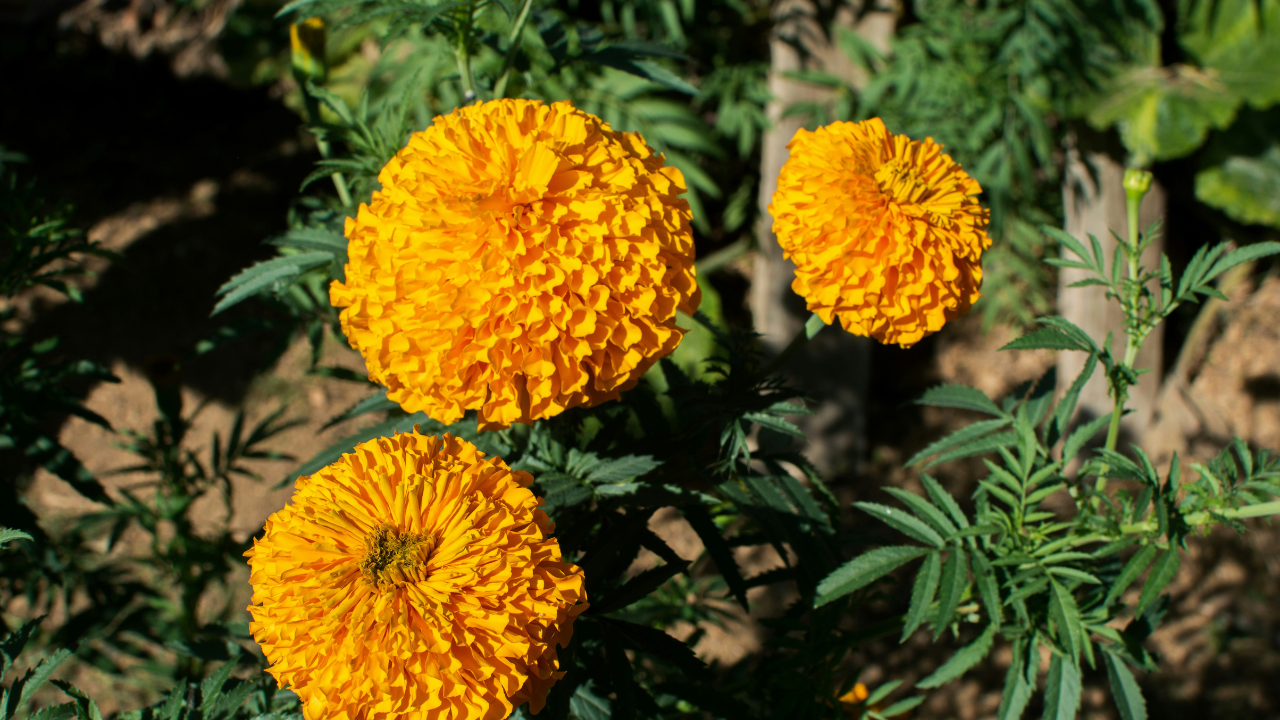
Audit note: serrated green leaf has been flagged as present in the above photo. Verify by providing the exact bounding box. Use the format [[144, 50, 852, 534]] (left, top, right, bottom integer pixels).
[[814, 546, 931, 607], [856, 502, 945, 548], [934, 548, 968, 638], [17, 649, 72, 713], [877, 695, 926, 718], [212, 252, 333, 315], [997, 638, 1037, 720], [928, 432, 1019, 469], [569, 680, 612, 720], [1134, 550, 1180, 618], [1106, 545, 1158, 607], [1043, 655, 1082, 720], [905, 418, 1012, 467], [971, 551, 1002, 623], [1049, 579, 1083, 663], [918, 622, 997, 688], [1063, 415, 1112, 463], [1104, 652, 1148, 720], [916, 384, 1005, 416], [0, 528, 32, 547], [584, 455, 661, 484], [902, 551, 942, 641], [922, 474, 970, 529], [1000, 327, 1092, 352], [290, 413, 444, 482], [882, 487, 958, 538]]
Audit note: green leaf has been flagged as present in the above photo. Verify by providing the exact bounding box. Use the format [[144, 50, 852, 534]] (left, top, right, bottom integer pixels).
[[877, 696, 926, 718], [1195, 108, 1280, 230], [683, 506, 749, 609], [290, 412, 444, 482], [922, 474, 970, 529], [918, 623, 997, 688], [269, 226, 348, 255], [934, 548, 968, 638], [1000, 327, 1092, 353], [1104, 652, 1148, 720], [902, 551, 942, 641], [212, 252, 334, 315], [584, 455, 661, 484], [905, 418, 1012, 467], [1088, 64, 1240, 165], [1049, 579, 1083, 663], [855, 502, 944, 548], [0, 528, 32, 547], [1062, 415, 1112, 463], [1043, 655, 1083, 720], [971, 551, 1002, 623], [322, 389, 397, 430], [1106, 545, 1158, 607], [1134, 550, 1180, 618], [997, 638, 1038, 720], [1203, 241, 1280, 284], [568, 680, 612, 720], [16, 649, 72, 714], [927, 432, 1018, 469], [601, 618, 710, 679], [814, 546, 931, 607], [590, 561, 689, 616], [882, 487, 958, 538], [916, 384, 1005, 416]]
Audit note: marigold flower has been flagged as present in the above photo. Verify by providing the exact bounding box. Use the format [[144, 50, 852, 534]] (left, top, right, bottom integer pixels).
[[246, 430, 587, 720], [330, 99, 700, 429], [769, 118, 991, 347]]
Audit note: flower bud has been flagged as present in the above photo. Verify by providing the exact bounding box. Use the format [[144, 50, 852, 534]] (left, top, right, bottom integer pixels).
[[1123, 168, 1153, 204], [289, 17, 327, 84]]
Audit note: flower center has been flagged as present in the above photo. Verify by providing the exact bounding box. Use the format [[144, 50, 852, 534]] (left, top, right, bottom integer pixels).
[[358, 524, 433, 590], [874, 158, 933, 204]]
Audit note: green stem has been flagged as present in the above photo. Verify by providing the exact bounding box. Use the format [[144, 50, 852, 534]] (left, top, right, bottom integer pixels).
[[301, 91, 353, 208], [1092, 190, 1147, 507], [454, 2, 479, 100], [761, 313, 827, 377], [492, 0, 535, 99]]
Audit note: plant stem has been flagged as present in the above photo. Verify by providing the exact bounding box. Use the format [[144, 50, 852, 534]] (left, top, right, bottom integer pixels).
[[301, 91, 353, 208], [1092, 174, 1151, 507], [762, 313, 827, 376], [454, 2, 479, 100], [493, 0, 535, 99]]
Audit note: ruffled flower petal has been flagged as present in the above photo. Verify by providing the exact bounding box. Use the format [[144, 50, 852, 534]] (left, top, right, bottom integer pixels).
[[246, 430, 586, 720], [768, 117, 990, 347], [331, 99, 700, 428]]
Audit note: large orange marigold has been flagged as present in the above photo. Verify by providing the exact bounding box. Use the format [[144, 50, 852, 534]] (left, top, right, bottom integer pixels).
[[330, 99, 700, 429], [769, 118, 991, 347], [245, 430, 587, 720]]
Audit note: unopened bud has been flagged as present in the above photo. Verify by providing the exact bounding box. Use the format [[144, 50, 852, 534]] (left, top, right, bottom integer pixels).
[[290, 17, 327, 84], [1123, 168, 1153, 203]]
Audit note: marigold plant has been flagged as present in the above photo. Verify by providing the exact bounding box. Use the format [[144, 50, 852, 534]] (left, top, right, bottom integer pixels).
[[245, 430, 587, 720], [769, 117, 991, 346], [330, 98, 701, 429]]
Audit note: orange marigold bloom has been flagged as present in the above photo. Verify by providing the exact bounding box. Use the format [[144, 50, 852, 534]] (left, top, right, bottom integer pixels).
[[769, 118, 991, 347], [330, 99, 700, 429], [246, 430, 587, 720]]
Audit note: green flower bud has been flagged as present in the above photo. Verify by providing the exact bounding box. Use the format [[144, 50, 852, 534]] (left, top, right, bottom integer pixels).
[[1123, 168, 1153, 203], [290, 18, 327, 84]]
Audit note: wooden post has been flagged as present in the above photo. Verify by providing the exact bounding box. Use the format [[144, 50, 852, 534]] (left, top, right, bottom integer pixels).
[[751, 0, 894, 477]]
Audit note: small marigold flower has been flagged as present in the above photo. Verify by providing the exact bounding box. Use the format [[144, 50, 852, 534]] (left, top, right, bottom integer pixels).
[[245, 430, 587, 720], [769, 117, 991, 347], [330, 99, 701, 429]]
